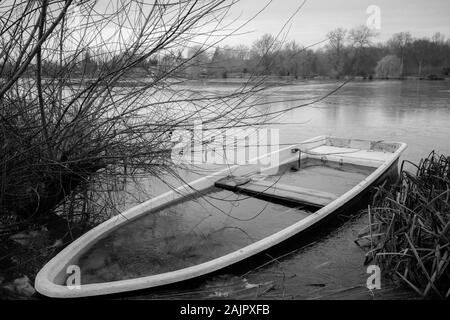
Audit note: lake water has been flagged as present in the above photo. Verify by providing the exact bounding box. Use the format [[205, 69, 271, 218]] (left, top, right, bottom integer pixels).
[[124, 80, 450, 299], [263, 80, 450, 164]]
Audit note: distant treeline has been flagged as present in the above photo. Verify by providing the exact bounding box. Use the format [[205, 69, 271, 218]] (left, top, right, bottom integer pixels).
[[2, 26, 449, 80], [187, 27, 450, 80]]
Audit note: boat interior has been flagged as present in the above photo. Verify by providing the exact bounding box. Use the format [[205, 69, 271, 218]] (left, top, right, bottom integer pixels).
[[64, 136, 402, 285]]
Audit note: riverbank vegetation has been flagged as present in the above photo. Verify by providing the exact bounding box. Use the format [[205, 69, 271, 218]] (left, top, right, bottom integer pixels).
[[357, 152, 450, 299]]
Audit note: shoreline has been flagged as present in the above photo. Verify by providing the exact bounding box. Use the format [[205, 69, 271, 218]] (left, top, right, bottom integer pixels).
[[57, 76, 450, 88], [5, 75, 448, 89]]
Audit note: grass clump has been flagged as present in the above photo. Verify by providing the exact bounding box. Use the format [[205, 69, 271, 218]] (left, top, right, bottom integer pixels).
[[356, 151, 450, 299]]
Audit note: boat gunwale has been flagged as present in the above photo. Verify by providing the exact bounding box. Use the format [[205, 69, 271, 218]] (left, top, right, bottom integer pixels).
[[34, 135, 407, 298]]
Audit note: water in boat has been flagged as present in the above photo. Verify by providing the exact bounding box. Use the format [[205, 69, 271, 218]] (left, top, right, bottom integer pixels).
[[74, 159, 375, 285]]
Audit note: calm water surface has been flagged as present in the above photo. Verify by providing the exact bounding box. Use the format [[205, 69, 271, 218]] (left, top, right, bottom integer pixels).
[[265, 80, 450, 164], [125, 80, 450, 299]]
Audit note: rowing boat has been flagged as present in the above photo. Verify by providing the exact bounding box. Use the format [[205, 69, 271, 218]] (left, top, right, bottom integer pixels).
[[35, 135, 407, 298]]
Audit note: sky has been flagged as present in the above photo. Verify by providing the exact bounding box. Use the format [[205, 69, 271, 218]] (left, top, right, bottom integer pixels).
[[220, 0, 450, 48], [4, 0, 446, 54]]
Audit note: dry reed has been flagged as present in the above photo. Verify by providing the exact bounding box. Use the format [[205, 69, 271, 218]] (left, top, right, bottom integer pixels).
[[356, 151, 450, 299]]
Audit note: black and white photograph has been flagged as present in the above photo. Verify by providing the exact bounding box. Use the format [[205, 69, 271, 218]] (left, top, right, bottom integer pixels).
[[0, 0, 449, 308]]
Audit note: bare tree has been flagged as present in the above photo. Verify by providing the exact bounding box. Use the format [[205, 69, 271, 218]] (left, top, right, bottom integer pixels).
[[0, 0, 271, 236], [431, 32, 446, 45], [387, 32, 412, 76], [410, 39, 431, 78], [250, 33, 280, 75], [186, 45, 211, 79], [0, 1, 349, 249], [348, 25, 377, 48], [347, 25, 378, 76], [326, 28, 347, 78]]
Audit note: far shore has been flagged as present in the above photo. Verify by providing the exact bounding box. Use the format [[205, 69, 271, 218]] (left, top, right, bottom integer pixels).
[[179, 75, 450, 86], [55, 75, 449, 88], [5, 75, 448, 89]]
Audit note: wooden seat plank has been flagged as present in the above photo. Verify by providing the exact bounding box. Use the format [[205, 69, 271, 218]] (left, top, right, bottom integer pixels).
[[215, 177, 338, 208]]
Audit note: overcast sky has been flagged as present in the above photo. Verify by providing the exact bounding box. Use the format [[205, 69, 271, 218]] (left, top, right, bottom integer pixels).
[[221, 0, 450, 48]]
